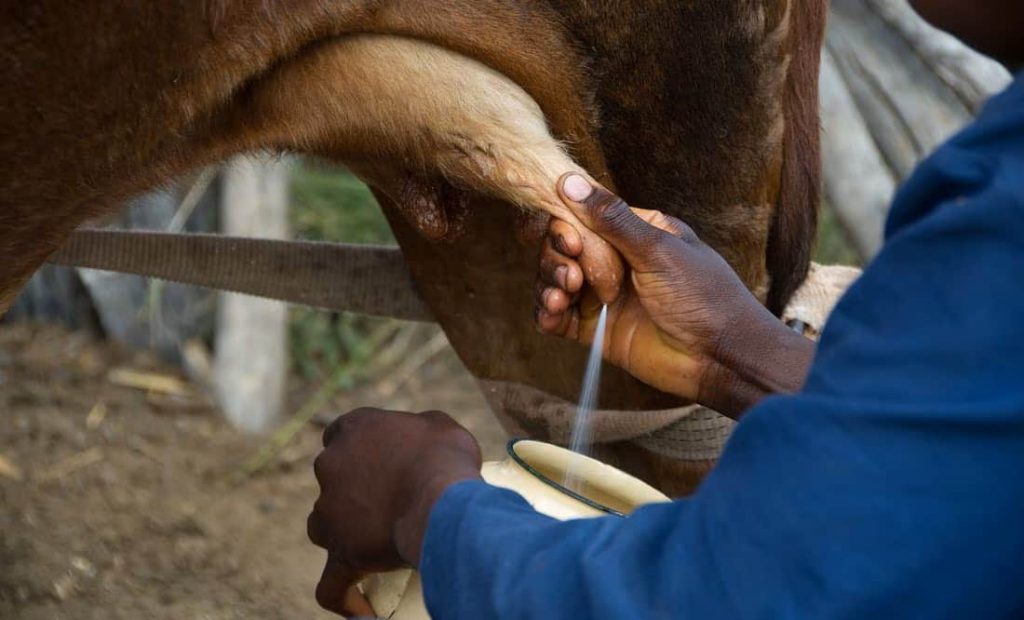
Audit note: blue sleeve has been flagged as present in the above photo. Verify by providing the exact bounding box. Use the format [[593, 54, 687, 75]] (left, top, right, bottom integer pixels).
[[421, 77, 1024, 620]]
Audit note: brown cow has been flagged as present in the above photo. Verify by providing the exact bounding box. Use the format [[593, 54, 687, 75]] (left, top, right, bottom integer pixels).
[[0, 1, 826, 495]]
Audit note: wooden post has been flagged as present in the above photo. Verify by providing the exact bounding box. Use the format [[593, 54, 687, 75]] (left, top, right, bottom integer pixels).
[[214, 155, 290, 433]]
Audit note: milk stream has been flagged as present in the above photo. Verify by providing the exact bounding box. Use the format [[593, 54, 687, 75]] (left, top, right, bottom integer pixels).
[[564, 304, 609, 492]]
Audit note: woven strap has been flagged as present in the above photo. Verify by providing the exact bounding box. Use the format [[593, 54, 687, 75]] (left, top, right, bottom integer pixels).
[[51, 229, 861, 461], [634, 263, 863, 460], [48, 229, 433, 322]]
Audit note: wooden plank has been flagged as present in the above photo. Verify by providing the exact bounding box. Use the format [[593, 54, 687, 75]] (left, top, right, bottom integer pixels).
[[213, 156, 290, 433], [49, 231, 432, 321]]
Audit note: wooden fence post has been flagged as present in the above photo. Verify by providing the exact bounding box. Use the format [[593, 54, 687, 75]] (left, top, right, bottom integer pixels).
[[214, 155, 290, 433]]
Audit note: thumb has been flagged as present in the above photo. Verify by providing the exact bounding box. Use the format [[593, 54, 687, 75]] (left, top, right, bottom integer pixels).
[[315, 554, 375, 618], [558, 174, 674, 271]]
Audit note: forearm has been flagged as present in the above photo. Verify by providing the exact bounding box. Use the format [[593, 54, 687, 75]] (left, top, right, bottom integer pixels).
[[698, 307, 816, 418], [421, 481, 693, 620], [422, 481, 598, 619]]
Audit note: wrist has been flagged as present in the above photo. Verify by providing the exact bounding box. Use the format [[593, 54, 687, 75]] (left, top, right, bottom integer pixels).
[[698, 305, 815, 418], [393, 472, 482, 567]]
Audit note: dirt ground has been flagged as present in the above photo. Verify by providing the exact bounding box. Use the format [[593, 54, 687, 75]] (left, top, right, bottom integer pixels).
[[0, 323, 507, 619]]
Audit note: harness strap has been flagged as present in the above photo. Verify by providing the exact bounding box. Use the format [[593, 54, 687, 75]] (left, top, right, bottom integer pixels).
[[47, 229, 435, 322]]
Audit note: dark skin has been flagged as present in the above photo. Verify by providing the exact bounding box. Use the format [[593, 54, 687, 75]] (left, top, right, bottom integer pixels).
[[535, 174, 815, 419], [309, 7, 1023, 615], [306, 409, 483, 616], [307, 177, 814, 617]]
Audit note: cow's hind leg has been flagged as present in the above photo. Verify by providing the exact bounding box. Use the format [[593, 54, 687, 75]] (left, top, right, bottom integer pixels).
[[0, 205, 85, 315]]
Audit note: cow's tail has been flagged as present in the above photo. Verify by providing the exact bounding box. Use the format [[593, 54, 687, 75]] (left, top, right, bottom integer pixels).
[[765, 0, 829, 316]]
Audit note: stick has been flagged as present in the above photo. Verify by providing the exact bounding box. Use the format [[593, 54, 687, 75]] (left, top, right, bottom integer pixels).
[[108, 368, 193, 396], [86, 403, 108, 431], [37, 448, 104, 482]]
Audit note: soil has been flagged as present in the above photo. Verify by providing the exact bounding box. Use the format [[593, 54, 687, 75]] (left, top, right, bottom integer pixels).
[[0, 323, 507, 619]]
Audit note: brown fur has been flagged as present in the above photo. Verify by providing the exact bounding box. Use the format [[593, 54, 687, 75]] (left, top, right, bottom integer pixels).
[[0, 0, 828, 493], [768, 0, 828, 314]]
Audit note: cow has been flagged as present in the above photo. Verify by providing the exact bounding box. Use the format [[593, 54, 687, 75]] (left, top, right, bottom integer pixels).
[[1, 1, 826, 495]]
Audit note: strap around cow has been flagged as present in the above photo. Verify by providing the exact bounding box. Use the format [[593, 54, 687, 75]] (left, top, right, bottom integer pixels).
[[49, 231, 862, 462], [47, 229, 435, 322]]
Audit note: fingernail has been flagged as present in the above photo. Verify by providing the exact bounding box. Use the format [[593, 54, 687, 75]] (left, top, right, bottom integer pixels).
[[555, 235, 568, 254], [563, 175, 593, 202], [555, 265, 568, 289]]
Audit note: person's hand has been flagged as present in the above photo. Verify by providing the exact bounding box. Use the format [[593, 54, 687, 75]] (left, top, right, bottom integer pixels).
[[535, 174, 814, 416], [307, 408, 483, 617]]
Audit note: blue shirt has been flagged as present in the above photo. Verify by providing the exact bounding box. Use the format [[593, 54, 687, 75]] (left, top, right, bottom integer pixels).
[[420, 76, 1024, 619]]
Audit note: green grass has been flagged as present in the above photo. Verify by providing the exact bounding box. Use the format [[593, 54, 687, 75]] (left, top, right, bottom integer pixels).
[[290, 163, 395, 245], [288, 162, 398, 381], [814, 202, 864, 267]]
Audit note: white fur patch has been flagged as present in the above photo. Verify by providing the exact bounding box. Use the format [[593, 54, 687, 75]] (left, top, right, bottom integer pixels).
[[244, 34, 620, 284], [250, 35, 588, 223]]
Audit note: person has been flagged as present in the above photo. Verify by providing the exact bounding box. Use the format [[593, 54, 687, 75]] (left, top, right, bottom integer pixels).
[[306, 1, 1024, 617]]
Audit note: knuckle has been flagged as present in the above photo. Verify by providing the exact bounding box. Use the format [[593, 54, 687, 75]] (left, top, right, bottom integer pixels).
[[307, 512, 325, 546], [312, 453, 326, 483], [422, 411, 470, 441], [321, 418, 343, 447], [346, 406, 379, 418], [667, 218, 700, 245], [679, 226, 700, 245], [314, 582, 340, 612], [445, 425, 482, 459], [421, 409, 453, 425], [658, 213, 692, 239], [312, 497, 329, 520], [326, 408, 376, 444], [319, 422, 335, 446], [585, 189, 630, 224], [652, 224, 700, 262], [312, 452, 342, 488]]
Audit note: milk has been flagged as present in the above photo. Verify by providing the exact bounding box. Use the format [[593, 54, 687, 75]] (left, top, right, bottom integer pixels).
[[564, 304, 609, 491]]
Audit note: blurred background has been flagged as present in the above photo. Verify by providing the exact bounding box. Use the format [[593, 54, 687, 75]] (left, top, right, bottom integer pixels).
[[0, 158, 510, 620], [0, 1, 1010, 618]]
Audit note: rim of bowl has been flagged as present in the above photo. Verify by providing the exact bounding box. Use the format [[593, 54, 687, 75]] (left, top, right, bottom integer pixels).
[[506, 438, 626, 518]]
